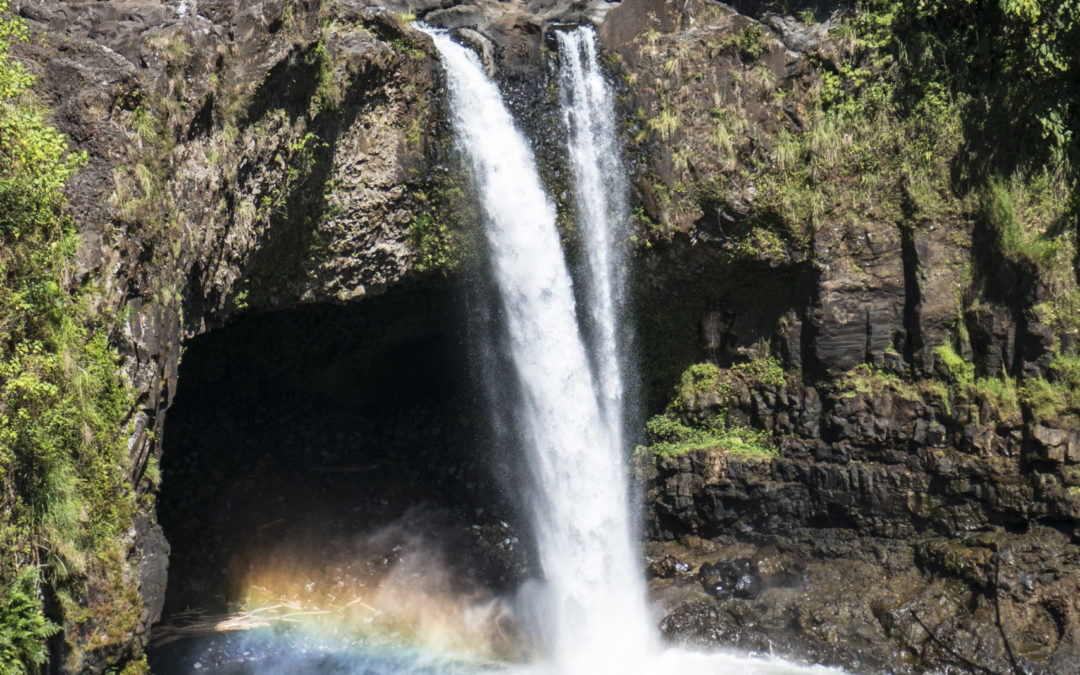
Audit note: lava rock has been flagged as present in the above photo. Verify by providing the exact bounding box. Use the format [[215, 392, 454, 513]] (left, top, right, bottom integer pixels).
[[647, 554, 677, 579], [699, 557, 762, 599], [753, 545, 798, 587]]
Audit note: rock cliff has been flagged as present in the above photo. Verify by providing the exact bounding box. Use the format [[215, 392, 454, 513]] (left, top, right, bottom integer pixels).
[[4, 0, 1078, 672]]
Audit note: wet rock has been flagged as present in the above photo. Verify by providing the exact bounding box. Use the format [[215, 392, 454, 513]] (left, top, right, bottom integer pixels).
[[646, 555, 672, 578], [133, 515, 170, 630], [699, 557, 762, 599], [753, 545, 797, 586], [425, 4, 486, 29]]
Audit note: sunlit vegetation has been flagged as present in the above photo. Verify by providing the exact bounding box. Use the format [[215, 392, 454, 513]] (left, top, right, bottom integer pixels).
[[1, 2, 143, 667], [641, 357, 784, 459]]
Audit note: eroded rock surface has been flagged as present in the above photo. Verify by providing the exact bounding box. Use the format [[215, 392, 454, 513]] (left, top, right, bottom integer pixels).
[[11, 0, 1080, 671]]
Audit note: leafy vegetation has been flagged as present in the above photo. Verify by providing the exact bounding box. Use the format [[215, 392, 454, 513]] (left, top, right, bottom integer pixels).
[[732, 354, 786, 388], [747, 40, 964, 251], [972, 374, 1022, 422], [642, 414, 775, 459], [1, 2, 142, 666], [668, 355, 786, 412], [673, 362, 723, 408], [406, 172, 474, 275], [878, 0, 1080, 176], [1020, 354, 1080, 427], [0, 567, 59, 674], [836, 363, 918, 400], [718, 1, 1078, 435], [934, 342, 975, 390], [736, 0, 1077, 273], [930, 341, 1024, 422], [409, 211, 457, 273], [642, 357, 782, 459], [716, 24, 767, 62]]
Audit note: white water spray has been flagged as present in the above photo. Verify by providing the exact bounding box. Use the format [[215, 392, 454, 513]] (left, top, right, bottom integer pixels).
[[429, 30, 653, 673]]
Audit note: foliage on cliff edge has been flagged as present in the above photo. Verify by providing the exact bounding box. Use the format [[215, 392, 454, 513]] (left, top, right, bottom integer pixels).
[[0, 2, 142, 670]]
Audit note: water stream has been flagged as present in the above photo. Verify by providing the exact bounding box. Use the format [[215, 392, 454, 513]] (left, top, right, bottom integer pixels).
[[430, 28, 653, 673], [556, 27, 632, 449]]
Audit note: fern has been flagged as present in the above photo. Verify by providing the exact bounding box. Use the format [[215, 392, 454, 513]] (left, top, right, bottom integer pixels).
[[0, 568, 60, 674]]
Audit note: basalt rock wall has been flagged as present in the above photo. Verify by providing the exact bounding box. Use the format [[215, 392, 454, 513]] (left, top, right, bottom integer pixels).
[[614, 3, 1080, 674], [10, 0, 1079, 671]]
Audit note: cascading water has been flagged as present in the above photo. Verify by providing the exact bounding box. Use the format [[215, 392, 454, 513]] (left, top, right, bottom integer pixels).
[[428, 30, 654, 673], [555, 27, 632, 449]]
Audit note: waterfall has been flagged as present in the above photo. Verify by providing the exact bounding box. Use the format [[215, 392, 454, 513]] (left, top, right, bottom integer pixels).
[[555, 27, 632, 449], [428, 29, 653, 673]]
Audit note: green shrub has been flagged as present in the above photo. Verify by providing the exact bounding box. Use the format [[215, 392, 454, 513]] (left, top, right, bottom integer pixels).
[[647, 358, 783, 459], [729, 227, 788, 264], [735, 25, 765, 61], [644, 415, 724, 457], [675, 362, 722, 404], [668, 357, 786, 414], [409, 211, 456, 273], [732, 354, 786, 388], [0, 567, 60, 674], [642, 414, 775, 459]]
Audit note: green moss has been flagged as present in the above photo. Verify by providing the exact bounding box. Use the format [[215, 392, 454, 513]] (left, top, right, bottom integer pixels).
[[971, 374, 1021, 422], [118, 655, 150, 675], [666, 355, 785, 414], [1020, 355, 1080, 427], [674, 362, 723, 407], [838, 363, 918, 400], [934, 342, 974, 390], [643, 415, 722, 457], [644, 359, 782, 460]]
